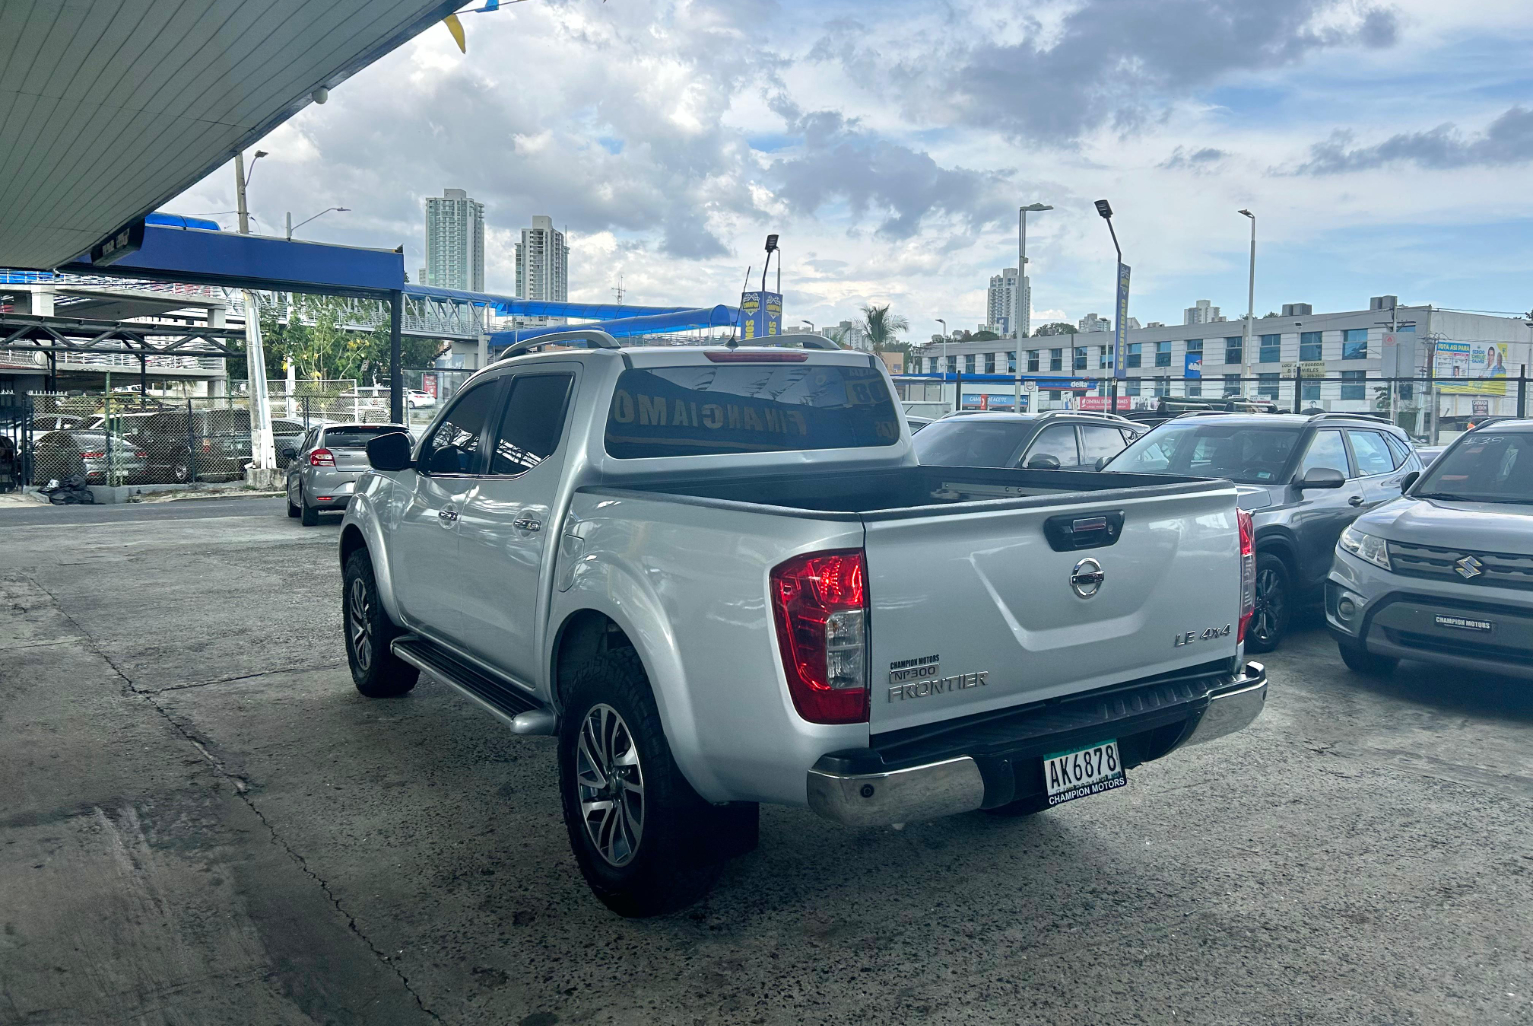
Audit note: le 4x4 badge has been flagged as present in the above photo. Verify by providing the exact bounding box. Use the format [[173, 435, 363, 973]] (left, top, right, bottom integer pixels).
[[1173, 624, 1232, 647]]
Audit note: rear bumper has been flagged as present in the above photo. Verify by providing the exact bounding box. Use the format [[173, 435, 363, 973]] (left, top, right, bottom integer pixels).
[[807, 660, 1267, 827]]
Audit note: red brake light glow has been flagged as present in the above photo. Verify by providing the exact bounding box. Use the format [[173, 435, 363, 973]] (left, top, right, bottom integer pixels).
[[770, 549, 869, 724], [705, 350, 808, 362], [310, 447, 336, 467], [1237, 508, 1256, 643]]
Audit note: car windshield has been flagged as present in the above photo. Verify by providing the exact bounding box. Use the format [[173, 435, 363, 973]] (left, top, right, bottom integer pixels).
[[911, 418, 1032, 467], [1413, 430, 1533, 503], [325, 426, 404, 449], [1105, 422, 1303, 484]]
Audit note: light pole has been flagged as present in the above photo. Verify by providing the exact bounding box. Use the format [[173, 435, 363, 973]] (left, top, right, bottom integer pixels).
[[232, 148, 273, 476], [800, 319, 814, 333], [1016, 202, 1053, 411], [286, 207, 350, 240], [1239, 209, 1255, 393], [936, 318, 949, 411], [1095, 199, 1125, 414]]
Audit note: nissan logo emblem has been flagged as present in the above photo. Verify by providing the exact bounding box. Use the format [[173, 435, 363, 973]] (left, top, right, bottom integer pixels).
[[1071, 557, 1105, 598]]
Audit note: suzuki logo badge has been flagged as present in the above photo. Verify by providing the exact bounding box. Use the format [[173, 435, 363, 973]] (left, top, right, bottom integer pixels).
[[1455, 555, 1483, 579], [1071, 557, 1105, 598]]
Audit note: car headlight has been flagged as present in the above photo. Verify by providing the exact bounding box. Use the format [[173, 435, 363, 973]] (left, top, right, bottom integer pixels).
[[1339, 524, 1391, 571]]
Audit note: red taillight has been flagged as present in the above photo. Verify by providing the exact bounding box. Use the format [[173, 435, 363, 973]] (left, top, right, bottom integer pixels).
[[201, 439, 212, 452], [135, 451, 146, 458], [80, 451, 104, 459], [770, 549, 869, 724], [705, 350, 809, 362], [1237, 508, 1256, 643], [309, 447, 336, 467]]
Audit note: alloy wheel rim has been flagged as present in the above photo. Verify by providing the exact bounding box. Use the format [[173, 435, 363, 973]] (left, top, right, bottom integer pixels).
[[1254, 568, 1283, 643], [575, 703, 645, 867], [348, 577, 372, 671]]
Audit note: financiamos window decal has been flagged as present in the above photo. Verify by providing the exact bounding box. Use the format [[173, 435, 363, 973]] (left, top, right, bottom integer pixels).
[[604, 365, 901, 458]]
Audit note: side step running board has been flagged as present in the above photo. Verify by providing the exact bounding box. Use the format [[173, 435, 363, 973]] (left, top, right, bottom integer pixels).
[[391, 635, 555, 735]]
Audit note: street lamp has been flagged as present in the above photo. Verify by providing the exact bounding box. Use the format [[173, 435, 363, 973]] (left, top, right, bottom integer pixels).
[[1016, 202, 1053, 410], [800, 318, 814, 333], [286, 207, 350, 240], [1239, 209, 1255, 386], [1095, 199, 1125, 413]]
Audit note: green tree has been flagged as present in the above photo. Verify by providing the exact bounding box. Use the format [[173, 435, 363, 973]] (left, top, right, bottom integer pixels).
[[970, 329, 1001, 341], [227, 294, 444, 385], [860, 304, 910, 354], [1032, 322, 1076, 337]]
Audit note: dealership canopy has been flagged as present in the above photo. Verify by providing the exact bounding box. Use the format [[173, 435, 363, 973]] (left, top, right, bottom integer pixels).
[[0, 0, 462, 270]]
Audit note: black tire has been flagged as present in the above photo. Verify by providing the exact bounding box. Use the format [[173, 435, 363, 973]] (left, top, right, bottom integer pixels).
[[300, 487, 320, 526], [983, 799, 1047, 818], [1246, 552, 1290, 653], [342, 549, 418, 698], [1337, 639, 1398, 677], [558, 648, 754, 917], [172, 451, 192, 484]]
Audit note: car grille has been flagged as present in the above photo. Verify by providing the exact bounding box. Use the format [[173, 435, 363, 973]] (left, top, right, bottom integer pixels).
[[1387, 541, 1533, 592]]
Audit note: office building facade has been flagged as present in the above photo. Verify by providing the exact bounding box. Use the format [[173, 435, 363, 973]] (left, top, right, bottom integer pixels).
[[515, 215, 569, 303], [985, 268, 1030, 338]]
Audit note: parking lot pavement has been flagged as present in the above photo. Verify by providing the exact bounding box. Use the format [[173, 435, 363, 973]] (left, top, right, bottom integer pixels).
[[3, 504, 1532, 1025]]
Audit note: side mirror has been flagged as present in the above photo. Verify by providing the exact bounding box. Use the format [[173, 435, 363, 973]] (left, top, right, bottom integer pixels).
[[1400, 470, 1420, 493], [1026, 453, 1061, 470], [366, 431, 414, 472], [1094, 456, 1110, 472], [1297, 467, 1345, 490], [280, 447, 298, 462]]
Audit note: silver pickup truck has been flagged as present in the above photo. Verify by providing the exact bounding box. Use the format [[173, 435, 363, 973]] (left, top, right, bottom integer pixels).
[[338, 331, 1267, 916]]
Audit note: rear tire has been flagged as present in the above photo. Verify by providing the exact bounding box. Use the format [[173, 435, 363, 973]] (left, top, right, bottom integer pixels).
[[1338, 639, 1398, 677], [342, 549, 418, 698], [1245, 552, 1290, 653], [558, 648, 754, 917], [300, 487, 319, 526]]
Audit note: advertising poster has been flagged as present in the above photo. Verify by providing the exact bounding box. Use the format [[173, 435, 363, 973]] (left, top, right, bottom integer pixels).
[[421, 373, 437, 398], [1436, 341, 1509, 395], [1113, 264, 1131, 379], [1184, 352, 1202, 380], [738, 291, 783, 340]]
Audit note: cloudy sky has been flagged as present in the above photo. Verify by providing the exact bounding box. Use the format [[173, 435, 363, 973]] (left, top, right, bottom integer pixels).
[[169, 0, 1533, 336]]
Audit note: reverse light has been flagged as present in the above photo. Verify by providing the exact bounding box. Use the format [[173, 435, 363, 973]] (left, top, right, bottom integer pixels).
[[309, 447, 337, 467], [770, 549, 869, 724], [1339, 524, 1391, 571], [1237, 508, 1256, 643]]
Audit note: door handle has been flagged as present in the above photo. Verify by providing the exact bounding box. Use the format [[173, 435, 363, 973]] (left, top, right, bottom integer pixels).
[[513, 517, 542, 532], [1348, 495, 1365, 507], [438, 507, 459, 524]]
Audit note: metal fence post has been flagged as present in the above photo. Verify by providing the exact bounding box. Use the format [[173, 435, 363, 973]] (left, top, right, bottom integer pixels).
[[186, 397, 198, 484], [1520, 366, 1527, 420], [1292, 366, 1302, 414]]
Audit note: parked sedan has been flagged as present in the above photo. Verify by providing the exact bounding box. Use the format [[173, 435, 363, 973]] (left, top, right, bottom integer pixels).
[[912, 410, 1145, 470], [284, 422, 407, 525], [33, 429, 148, 484]]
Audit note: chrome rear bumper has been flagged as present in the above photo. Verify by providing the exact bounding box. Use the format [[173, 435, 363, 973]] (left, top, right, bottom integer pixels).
[[807, 661, 1267, 827]]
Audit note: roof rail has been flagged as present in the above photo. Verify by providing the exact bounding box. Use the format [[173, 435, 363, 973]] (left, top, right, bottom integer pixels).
[[1307, 411, 1390, 423], [725, 331, 839, 351], [496, 329, 622, 361], [1037, 409, 1133, 424]]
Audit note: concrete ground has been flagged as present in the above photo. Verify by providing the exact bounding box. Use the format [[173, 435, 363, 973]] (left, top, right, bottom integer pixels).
[[2, 499, 1531, 1026]]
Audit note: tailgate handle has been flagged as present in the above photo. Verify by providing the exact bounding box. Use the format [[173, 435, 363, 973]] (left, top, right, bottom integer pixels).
[[1043, 510, 1125, 551]]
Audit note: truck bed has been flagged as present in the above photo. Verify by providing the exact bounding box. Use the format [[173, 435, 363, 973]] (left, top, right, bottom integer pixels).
[[588, 464, 1222, 517]]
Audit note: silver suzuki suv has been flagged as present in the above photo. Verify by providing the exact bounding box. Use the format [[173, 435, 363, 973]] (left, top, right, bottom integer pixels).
[[1327, 421, 1533, 678]]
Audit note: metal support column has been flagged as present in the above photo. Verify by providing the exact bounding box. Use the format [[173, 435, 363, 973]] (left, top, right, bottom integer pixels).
[[1293, 366, 1302, 414], [1519, 366, 1527, 420], [139, 351, 147, 402], [389, 290, 404, 425]]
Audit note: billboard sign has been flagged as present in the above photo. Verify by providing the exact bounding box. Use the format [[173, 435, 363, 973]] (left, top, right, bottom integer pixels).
[[1184, 352, 1202, 379], [421, 373, 437, 398], [1436, 340, 1509, 395], [1078, 395, 1132, 411], [738, 291, 783, 340], [1113, 263, 1131, 379]]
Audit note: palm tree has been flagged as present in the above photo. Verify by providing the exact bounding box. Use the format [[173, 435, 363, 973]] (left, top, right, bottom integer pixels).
[[860, 304, 910, 353]]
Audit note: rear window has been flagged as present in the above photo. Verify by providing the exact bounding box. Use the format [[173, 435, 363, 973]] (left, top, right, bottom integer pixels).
[[325, 426, 404, 449], [604, 363, 900, 459]]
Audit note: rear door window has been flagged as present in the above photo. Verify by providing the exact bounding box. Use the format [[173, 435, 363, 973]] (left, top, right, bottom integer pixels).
[[1079, 423, 1129, 463], [1024, 424, 1081, 467], [1347, 430, 1396, 476], [604, 362, 899, 458], [489, 374, 574, 475]]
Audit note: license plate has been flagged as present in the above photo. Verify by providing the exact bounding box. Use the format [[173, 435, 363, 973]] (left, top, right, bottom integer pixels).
[[1435, 614, 1493, 632], [1043, 740, 1126, 806]]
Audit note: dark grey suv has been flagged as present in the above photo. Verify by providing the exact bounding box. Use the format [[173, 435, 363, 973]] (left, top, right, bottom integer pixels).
[[911, 410, 1146, 470], [1104, 413, 1422, 652]]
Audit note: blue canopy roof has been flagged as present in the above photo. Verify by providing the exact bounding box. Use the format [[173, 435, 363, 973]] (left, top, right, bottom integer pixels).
[[487, 305, 738, 346]]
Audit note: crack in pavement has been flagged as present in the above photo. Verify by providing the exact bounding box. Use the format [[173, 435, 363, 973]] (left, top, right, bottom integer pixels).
[[148, 663, 348, 694], [24, 573, 443, 1024]]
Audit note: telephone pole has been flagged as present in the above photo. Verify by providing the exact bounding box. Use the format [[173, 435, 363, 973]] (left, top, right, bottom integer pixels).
[[235, 150, 276, 479]]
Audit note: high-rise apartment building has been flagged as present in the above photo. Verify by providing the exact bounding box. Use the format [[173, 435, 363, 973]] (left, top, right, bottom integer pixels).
[[1184, 299, 1223, 324], [423, 189, 485, 292], [515, 215, 569, 302], [1078, 312, 1112, 333], [986, 268, 1030, 337]]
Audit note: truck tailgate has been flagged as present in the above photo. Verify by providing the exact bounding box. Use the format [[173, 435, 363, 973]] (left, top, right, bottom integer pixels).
[[865, 484, 1241, 733]]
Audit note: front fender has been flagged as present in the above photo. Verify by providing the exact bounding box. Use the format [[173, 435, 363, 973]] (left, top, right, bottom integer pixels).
[[341, 486, 404, 625]]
